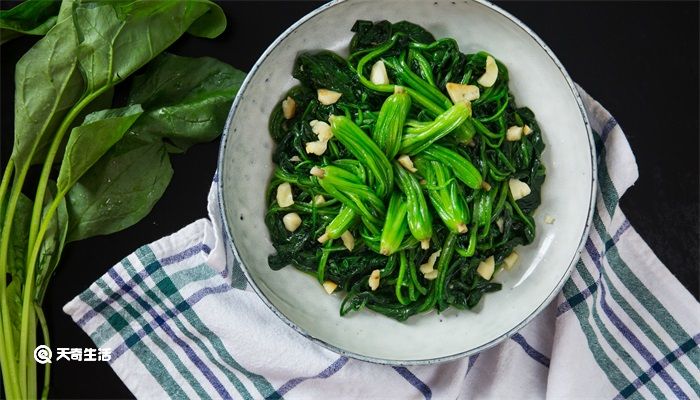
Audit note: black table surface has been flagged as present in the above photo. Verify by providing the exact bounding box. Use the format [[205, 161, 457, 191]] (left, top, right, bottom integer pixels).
[[1, 1, 698, 398]]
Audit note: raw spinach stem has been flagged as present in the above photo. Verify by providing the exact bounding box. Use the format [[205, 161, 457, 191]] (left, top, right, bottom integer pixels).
[[35, 304, 51, 400], [17, 188, 66, 395], [27, 89, 105, 254], [0, 158, 13, 217], [27, 307, 37, 399], [19, 88, 106, 394], [0, 160, 15, 398], [0, 159, 28, 400]]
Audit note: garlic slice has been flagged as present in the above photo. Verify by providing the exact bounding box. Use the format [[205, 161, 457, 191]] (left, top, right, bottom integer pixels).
[[282, 96, 296, 119], [341, 230, 355, 251], [322, 280, 338, 294], [424, 270, 439, 280], [317, 88, 342, 105], [370, 60, 390, 85], [305, 140, 328, 155], [276, 183, 294, 207], [282, 213, 302, 232], [477, 255, 495, 280], [477, 55, 498, 87], [310, 120, 333, 142], [419, 250, 442, 274], [503, 251, 519, 270], [446, 82, 480, 104], [506, 125, 524, 141], [368, 269, 381, 291], [509, 178, 531, 200]]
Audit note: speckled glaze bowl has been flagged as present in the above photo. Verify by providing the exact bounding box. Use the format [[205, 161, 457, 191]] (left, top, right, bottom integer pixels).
[[217, 0, 595, 364]]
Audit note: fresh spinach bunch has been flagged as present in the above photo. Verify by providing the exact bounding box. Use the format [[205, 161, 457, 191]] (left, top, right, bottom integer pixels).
[[0, 1, 244, 398]]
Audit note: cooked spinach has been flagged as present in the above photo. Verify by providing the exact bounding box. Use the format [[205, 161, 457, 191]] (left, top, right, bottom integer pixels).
[[266, 20, 546, 321], [0, 1, 243, 398]]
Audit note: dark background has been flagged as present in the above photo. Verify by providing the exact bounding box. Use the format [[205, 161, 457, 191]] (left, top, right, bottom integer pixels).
[[1, 1, 698, 398]]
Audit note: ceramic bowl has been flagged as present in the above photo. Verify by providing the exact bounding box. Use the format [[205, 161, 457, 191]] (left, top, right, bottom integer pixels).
[[218, 0, 595, 364]]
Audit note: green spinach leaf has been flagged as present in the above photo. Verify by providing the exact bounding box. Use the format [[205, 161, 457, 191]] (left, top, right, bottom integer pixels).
[[65, 133, 173, 242], [0, 0, 60, 44], [57, 105, 143, 193], [6, 194, 32, 351], [74, 0, 224, 93], [127, 53, 244, 152], [11, 12, 82, 166], [65, 53, 244, 241]]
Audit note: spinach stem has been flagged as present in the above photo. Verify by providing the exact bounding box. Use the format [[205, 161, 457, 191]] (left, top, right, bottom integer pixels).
[[395, 252, 409, 305], [35, 303, 51, 400], [0, 158, 13, 217], [27, 306, 37, 400], [0, 159, 28, 400], [0, 160, 15, 397], [19, 88, 106, 394]]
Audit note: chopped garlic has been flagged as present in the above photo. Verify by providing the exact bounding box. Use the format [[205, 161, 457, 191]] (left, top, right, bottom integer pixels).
[[282, 96, 296, 119], [322, 280, 338, 294], [477, 255, 495, 280], [523, 124, 533, 135], [419, 250, 442, 274], [317, 88, 342, 105], [506, 125, 524, 141], [370, 60, 390, 85], [503, 251, 519, 270], [276, 183, 294, 207], [398, 155, 418, 173], [424, 270, 439, 280], [310, 120, 333, 142], [368, 269, 381, 291], [509, 178, 531, 200], [496, 217, 504, 233], [282, 213, 302, 232], [310, 166, 325, 177], [341, 230, 355, 251], [313, 195, 326, 205], [544, 215, 556, 224], [420, 238, 430, 250], [446, 82, 480, 104], [306, 120, 333, 155], [289, 155, 301, 162], [305, 140, 328, 155], [477, 55, 498, 87]]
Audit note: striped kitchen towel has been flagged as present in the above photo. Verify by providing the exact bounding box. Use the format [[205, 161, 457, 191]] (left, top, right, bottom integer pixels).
[[64, 87, 700, 399]]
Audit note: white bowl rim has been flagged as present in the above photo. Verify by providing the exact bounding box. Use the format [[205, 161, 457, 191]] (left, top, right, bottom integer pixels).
[[217, 0, 597, 365]]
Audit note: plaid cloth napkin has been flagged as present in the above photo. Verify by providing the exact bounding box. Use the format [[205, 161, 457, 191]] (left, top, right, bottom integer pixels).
[[64, 87, 700, 399]]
